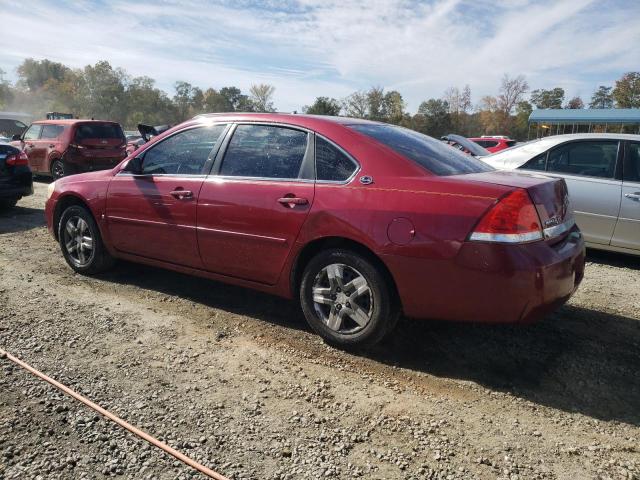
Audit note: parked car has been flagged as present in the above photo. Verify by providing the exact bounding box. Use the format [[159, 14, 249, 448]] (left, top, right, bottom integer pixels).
[[469, 136, 516, 153], [45, 114, 585, 348], [0, 142, 33, 209], [441, 134, 490, 157], [13, 120, 127, 179], [0, 117, 28, 141], [482, 133, 640, 256]]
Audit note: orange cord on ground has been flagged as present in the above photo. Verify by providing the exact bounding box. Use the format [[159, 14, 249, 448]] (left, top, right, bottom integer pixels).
[[0, 347, 229, 480]]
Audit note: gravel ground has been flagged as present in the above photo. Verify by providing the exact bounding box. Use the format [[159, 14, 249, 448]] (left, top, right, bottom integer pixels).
[[1, 180, 639, 480]]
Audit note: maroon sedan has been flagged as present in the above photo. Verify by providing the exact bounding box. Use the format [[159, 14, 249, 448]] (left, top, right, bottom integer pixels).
[[45, 113, 585, 348]]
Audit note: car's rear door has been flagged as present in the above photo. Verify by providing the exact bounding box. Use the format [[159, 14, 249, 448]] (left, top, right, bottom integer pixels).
[[197, 123, 315, 285], [542, 140, 622, 246], [22, 124, 44, 172], [105, 124, 228, 268], [611, 141, 640, 251]]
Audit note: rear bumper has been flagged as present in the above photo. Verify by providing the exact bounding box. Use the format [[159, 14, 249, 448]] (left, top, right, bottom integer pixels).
[[384, 226, 585, 324], [0, 170, 33, 199], [65, 151, 125, 173]]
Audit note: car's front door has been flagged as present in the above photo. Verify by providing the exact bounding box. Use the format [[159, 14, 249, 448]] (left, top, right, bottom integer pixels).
[[22, 124, 44, 172], [105, 124, 228, 268], [197, 123, 315, 285], [611, 141, 640, 251], [543, 140, 622, 246]]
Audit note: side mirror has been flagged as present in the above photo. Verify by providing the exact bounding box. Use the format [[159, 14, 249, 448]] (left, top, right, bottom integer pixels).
[[124, 156, 143, 174], [11, 134, 22, 141]]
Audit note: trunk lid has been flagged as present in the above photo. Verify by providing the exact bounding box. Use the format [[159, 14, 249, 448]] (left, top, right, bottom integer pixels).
[[462, 170, 574, 237]]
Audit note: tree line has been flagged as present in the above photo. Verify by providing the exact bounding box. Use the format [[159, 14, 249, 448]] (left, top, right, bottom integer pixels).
[[0, 58, 638, 140]]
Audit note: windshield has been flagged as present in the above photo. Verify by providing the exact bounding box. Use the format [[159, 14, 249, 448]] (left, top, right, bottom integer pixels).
[[349, 124, 494, 176]]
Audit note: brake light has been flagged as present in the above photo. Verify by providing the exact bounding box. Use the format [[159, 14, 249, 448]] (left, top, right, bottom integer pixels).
[[469, 189, 542, 243], [6, 151, 29, 166]]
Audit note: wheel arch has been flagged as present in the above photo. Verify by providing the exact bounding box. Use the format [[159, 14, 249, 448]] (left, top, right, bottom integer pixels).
[[290, 236, 401, 310], [52, 194, 93, 241]]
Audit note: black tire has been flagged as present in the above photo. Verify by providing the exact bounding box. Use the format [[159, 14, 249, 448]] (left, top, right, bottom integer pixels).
[[58, 205, 115, 274], [0, 198, 18, 210], [300, 248, 399, 349], [50, 159, 66, 179]]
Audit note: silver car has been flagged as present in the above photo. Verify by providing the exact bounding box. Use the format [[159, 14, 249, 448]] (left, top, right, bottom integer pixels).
[[483, 133, 640, 255]]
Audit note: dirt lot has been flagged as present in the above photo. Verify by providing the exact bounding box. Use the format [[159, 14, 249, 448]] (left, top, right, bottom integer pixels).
[[1, 181, 639, 480]]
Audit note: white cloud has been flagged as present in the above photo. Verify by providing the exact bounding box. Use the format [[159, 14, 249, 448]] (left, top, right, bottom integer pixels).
[[0, 0, 638, 112]]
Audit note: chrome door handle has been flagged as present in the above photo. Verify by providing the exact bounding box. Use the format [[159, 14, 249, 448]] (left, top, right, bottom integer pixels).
[[277, 196, 308, 207], [170, 189, 193, 200], [624, 192, 640, 200]]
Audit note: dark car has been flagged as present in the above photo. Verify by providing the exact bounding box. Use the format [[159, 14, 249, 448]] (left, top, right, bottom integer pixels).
[[45, 113, 585, 348], [0, 142, 33, 209], [13, 120, 127, 179]]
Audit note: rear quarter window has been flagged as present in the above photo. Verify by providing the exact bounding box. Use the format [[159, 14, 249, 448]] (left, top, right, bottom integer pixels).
[[349, 124, 493, 176], [75, 123, 124, 140]]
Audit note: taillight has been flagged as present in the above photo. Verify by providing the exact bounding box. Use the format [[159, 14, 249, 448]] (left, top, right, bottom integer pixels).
[[469, 189, 542, 243], [6, 151, 29, 166]]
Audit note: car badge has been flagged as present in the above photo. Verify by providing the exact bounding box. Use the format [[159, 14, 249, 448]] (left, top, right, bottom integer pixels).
[[101, 140, 108, 144], [359, 176, 374, 185]]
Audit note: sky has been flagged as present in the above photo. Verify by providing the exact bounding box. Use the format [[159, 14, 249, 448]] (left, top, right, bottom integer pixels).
[[0, 0, 638, 112]]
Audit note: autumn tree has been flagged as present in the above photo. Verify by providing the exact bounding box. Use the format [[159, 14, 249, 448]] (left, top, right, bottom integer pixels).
[[565, 96, 584, 109], [341, 91, 368, 118], [612, 72, 640, 108]]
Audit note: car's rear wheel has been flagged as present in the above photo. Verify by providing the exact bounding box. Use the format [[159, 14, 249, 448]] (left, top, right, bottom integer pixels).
[[0, 198, 18, 210], [59, 205, 114, 274], [51, 159, 65, 179], [300, 249, 399, 349]]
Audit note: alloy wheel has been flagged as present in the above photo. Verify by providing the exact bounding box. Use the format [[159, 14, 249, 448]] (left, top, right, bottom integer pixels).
[[62, 216, 94, 267], [52, 161, 65, 179], [312, 263, 373, 334]]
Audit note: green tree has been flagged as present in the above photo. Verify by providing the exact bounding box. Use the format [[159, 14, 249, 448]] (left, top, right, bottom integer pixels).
[[17, 58, 70, 92], [0, 69, 14, 109], [530, 88, 565, 109], [415, 98, 451, 137], [383, 90, 405, 124], [249, 84, 275, 112], [612, 72, 640, 108], [304, 97, 341, 116], [173, 81, 195, 121], [589, 86, 613, 109], [81, 61, 127, 122], [366, 86, 386, 121], [512, 101, 533, 140]]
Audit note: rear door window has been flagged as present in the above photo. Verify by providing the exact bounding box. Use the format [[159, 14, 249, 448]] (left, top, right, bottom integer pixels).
[[220, 125, 309, 179], [40, 124, 65, 139], [547, 141, 619, 178], [623, 142, 640, 182], [349, 124, 493, 176], [23, 124, 42, 141], [315, 136, 358, 181], [521, 152, 547, 171], [142, 125, 226, 175]]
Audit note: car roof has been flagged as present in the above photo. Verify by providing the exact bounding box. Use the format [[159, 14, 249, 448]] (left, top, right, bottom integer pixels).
[[484, 133, 640, 167], [31, 119, 121, 125], [193, 112, 384, 127]]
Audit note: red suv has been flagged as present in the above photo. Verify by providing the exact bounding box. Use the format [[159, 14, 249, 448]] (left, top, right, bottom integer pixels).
[[14, 120, 127, 179], [45, 114, 585, 348]]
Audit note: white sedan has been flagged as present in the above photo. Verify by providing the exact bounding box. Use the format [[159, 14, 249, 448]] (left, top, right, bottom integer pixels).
[[482, 133, 640, 255]]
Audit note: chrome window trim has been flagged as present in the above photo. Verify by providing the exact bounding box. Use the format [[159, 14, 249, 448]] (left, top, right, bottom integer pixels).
[[469, 231, 543, 243], [314, 133, 361, 185], [206, 175, 315, 184]]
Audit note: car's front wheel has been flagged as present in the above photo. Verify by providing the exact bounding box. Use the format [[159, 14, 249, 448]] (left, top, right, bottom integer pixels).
[[300, 249, 399, 349], [58, 205, 114, 274]]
